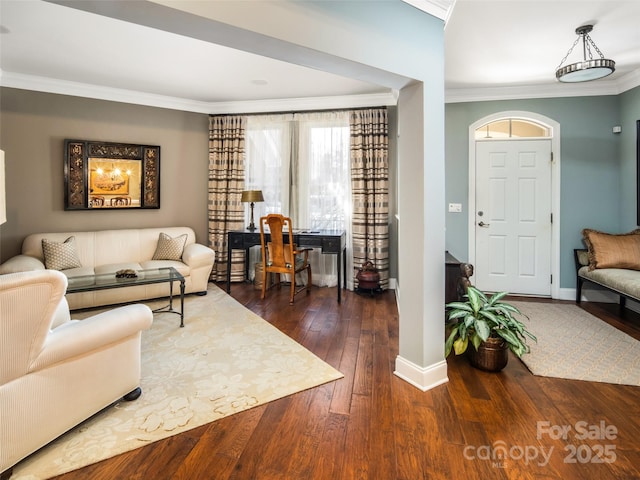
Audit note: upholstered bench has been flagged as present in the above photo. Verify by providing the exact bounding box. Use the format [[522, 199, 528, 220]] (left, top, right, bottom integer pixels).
[[575, 228, 640, 308]]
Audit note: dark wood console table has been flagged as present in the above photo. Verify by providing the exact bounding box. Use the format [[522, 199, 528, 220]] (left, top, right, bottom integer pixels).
[[226, 229, 347, 303], [445, 251, 462, 304]]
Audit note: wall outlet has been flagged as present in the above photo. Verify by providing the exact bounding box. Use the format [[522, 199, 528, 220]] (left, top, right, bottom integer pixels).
[[448, 203, 462, 213]]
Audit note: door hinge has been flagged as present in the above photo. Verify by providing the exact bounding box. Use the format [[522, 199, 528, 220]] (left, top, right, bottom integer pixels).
[[550, 151, 554, 162], [550, 213, 553, 224], [550, 274, 553, 284]]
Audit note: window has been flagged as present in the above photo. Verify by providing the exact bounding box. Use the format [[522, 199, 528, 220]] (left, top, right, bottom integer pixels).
[[245, 119, 291, 218], [245, 113, 350, 231], [244, 112, 350, 287], [475, 118, 551, 139], [297, 120, 350, 231]]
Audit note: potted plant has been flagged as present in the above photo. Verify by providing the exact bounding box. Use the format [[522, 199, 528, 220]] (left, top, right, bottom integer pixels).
[[444, 286, 536, 371]]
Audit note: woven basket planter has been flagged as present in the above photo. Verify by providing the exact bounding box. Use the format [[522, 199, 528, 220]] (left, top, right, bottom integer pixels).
[[466, 335, 509, 372]]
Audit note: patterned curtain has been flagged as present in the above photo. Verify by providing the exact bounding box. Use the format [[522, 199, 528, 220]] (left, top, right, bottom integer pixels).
[[208, 115, 246, 282], [350, 108, 389, 290]]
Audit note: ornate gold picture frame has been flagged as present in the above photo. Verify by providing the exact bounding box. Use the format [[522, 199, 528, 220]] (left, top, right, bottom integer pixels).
[[64, 140, 160, 210]]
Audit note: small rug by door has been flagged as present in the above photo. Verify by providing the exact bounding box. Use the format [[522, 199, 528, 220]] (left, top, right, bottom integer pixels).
[[11, 284, 343, 479], [511, 301, 640, 386]]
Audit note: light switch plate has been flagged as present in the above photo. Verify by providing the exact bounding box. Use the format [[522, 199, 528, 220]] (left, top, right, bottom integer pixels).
[[448, 203, 462, 213]]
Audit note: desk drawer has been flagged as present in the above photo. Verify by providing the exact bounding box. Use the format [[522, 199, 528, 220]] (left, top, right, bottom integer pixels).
[[228, 232, 261, 248], [322, 237, 342, 253], [297, 235, 322, 249], [228, 235, 245, 248], [244, 233, 261, 246]]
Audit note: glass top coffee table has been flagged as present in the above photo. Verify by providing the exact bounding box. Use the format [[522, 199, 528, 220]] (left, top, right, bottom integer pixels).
[[66, 267, 186, 327]]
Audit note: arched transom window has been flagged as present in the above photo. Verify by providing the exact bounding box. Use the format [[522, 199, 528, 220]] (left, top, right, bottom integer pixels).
[[474, 118, 551, 140]]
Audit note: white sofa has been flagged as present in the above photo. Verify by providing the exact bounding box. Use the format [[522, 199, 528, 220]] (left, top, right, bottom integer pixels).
[[0, 270, 153, 477], [0, 227, 215, 310]]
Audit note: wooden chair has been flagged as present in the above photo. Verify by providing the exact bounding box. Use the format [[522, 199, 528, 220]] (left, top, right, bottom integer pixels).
[[259, 214, 312, 305]]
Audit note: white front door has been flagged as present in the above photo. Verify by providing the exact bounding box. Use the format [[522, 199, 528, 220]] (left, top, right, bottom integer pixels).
[[474, 140, 552, 296]]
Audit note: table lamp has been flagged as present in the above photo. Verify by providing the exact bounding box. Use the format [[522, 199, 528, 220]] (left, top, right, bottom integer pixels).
[[241, 190, 264, 231]]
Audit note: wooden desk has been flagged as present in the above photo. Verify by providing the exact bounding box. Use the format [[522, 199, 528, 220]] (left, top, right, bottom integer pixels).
[[226, 229, 347, 303]]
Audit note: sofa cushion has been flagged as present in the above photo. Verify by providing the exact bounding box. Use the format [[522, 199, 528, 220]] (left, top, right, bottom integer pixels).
[[579, 266, 640, 299], [152, 232, 187, 261], [582, 228, 640, 271], [139, 260, 190, 277], [42, 236, 82, 271]]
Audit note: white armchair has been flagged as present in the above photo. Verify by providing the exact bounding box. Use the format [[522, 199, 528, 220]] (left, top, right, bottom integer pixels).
[[0, 270, 153, 477]]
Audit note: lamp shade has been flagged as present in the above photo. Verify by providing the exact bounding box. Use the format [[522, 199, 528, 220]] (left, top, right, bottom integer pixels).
[[556, 59, 615, 82], [241, 190, 264, 203], [555, 25, 615, 83], [0, 150, 6, 225]]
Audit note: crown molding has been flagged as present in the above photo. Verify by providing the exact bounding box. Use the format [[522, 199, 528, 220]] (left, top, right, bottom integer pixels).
[[446, 68, 640, 104], [206, 91, 399, 114], [0, 70, 213, 113], [617, 69, 640, 95], [3, 67, 637, 112], [401, 0, 455, 23], [0, 70, 398, 114]]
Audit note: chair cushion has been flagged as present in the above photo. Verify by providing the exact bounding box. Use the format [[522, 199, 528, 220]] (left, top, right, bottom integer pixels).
[[41, 236, 82, 270], [152, 232, 187, 261], [582, 228, 640, 271]]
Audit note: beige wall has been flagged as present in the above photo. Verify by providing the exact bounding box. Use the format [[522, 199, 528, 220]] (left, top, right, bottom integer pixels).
[[0, 87, 210, 262]]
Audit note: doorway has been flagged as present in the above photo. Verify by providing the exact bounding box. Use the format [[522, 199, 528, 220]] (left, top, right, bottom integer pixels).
[[468, 112, 561, 298]]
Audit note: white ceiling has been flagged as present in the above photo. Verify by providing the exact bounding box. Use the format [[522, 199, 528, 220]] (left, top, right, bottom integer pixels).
[[445, 0, 640, 101], [1, 0, 639, 113]]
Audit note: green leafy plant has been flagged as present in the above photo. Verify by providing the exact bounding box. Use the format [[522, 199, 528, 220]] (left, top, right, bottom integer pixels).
[[445, 286, 537, 358]]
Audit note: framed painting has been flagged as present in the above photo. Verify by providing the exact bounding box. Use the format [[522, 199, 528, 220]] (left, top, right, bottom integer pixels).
[[64, 140, 160, 210]]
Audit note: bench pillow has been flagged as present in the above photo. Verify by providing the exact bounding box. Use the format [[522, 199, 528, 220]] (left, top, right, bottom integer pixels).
[[582, 228, 640, 271]]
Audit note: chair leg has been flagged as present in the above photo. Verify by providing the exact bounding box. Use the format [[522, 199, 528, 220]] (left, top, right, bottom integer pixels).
[[306, 267, 312, 294], [290, 273, 296, 305]]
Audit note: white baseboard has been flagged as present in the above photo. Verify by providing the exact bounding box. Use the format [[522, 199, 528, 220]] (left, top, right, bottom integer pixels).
[[394, 355, 448, 391], [557, 287, 615, 302], [558, 287, 640, 314]]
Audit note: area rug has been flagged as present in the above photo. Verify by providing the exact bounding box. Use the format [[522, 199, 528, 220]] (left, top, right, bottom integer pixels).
[[11, 284, 343, 479], [511, 301, 640, 386]]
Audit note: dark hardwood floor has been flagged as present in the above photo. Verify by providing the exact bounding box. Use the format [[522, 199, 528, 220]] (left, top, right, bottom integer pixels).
[[47, 283, 640, 480]]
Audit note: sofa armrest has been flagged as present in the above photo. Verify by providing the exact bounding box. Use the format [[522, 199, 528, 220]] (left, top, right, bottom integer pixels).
[[0, 255, 46, 274], [30, 304, 153, 372], [182, 243, 215, 270]]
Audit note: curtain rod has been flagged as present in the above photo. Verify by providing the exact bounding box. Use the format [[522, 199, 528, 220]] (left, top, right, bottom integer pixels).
[[209, 105, 388, 118]]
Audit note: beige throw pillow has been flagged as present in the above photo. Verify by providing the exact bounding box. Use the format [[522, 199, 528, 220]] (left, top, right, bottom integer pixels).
[[152, 232, 187, 261], [582, 228, 640, 271], [42, 236, 82, 270]]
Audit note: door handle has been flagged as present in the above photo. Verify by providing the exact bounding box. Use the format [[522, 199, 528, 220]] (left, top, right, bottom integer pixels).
[[478, 221, 490, 227]]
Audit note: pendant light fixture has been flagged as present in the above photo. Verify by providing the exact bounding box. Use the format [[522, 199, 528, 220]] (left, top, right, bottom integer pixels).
[[555, 25, 615, 83]]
